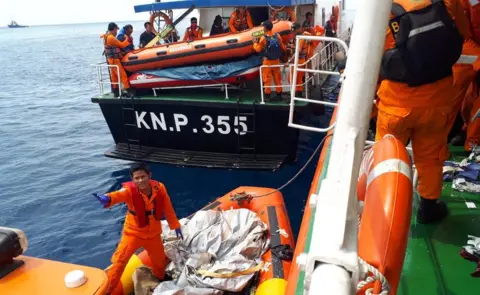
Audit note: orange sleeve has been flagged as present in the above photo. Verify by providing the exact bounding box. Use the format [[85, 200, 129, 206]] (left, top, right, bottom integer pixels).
[[254, 36, 267, 53], [106, 187, 130, 208], [197, 28, 204, 39], [444, 0, 471, 40], [183, 29, 188, 41], [247, 12, 254, 29], [229, 12, 238, 33], [159, 184, 181, 230], [280, 36, 287, 52], [107, 35, 130, 49]]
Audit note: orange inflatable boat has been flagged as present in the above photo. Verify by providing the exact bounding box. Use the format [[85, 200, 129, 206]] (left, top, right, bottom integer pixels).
[[286, 105, 413, 294], [0, 187, 293, 295], [107, 186, 295, 295], [122, 20, 294, 72]]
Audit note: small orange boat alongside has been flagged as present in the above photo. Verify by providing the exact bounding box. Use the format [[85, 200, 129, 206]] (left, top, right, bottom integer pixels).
[[0, 187, 294, 295], [122, 20, 294, 72]]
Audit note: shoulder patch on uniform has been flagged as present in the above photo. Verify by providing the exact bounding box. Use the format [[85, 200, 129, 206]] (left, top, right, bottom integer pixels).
[[153, 185, 160, 191]]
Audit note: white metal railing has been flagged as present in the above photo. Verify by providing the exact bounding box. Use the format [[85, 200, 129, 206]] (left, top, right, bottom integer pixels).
[[259, 53, 318, 104], [93, 62, 121, 98], [288, 36, 349, 133]]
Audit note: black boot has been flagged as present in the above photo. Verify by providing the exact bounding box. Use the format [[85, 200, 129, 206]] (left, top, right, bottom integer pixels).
[[264, 92, 271, 102], [112, 88, 120, 97], [295, 91, 302, 97], [417, 197, 448, 224], [276, 92, 283, 100], [450, 131, 466, 146]]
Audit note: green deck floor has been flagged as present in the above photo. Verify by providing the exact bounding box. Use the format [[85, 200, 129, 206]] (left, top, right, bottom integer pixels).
[[92, 83, 309, 107], [398, 146, 480, 295]]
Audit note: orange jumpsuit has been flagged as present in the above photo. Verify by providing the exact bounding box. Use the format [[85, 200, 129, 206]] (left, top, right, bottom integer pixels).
[[288, 33, 310, 92], [306, 25, 326, 61], [183, 26, 203, 42], [103, 33, 131, 90], [254, 31, 286, 95], [229, 10, 254, 33], [376, 0, 470, 200], [105, 181, 181, 294]]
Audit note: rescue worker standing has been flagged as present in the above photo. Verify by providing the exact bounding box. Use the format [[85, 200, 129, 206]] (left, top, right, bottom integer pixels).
[[254, 20, 286, 100], [229, 7, 254, 33], [376, 0, 470, 223], [183, 17, 203, 42], [95, 163, 183, 294], [287, 23, 310, 97], [102, 22, 133, 97]]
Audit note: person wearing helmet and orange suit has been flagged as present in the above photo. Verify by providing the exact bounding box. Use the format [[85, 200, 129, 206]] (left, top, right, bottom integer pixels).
[[376, 0, 470, 224], [229, 7, 254, 33], [94, 163, 183, 295], [253, 20, 286, 100]]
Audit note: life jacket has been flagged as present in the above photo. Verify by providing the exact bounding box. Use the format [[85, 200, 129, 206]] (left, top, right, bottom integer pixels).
[[103, 33, 123, 59], [264, 33, 282, 60], [380, 0, 463, 87], [287, 35, 309, 60], [186, 26, 201, 42], [464, 0, 480, 44], [123, 180, 163, 228], [234, 12, 249, 31]]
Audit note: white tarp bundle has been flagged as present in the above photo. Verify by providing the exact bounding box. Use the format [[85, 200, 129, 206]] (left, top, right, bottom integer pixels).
[[148, 208, 270, 295]]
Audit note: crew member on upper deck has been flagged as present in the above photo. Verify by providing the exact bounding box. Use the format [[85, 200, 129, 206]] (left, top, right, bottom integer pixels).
[[183, 17, 203, 42], [376, 0, 470, 224], [101, 22, 134, 97], [139, 22, 156, 48], [229, 7, 254, 33]]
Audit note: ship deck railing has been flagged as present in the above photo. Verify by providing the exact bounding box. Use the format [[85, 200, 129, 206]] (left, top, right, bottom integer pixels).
[[93, 62, 121, 98]]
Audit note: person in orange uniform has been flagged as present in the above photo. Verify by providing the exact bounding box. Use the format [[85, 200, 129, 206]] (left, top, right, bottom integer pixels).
[[183, 17, 203, 42], [95, 163, 183, 294], [253, 20, 286, 100], [102, 22, 134, 98], [229, 7, 254, 33], [287, 23, 310, 97], [376, 0, 470, 224], [448, 0, 480, 145], [305, 24, 325, 63], [464, 93, 480, 151]]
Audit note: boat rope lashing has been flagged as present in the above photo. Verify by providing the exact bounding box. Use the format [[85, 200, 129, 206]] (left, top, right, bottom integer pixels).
[[271, 244, 294, 261], [197, 261, 265, 278], [357, 257, 391, 295]]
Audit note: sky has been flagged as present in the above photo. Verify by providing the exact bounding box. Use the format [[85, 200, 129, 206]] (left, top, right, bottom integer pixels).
[[0, 0, 153, 26]]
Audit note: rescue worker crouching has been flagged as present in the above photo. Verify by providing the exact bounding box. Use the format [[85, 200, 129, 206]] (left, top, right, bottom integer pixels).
[[376, 0, 469, 223], [254, 20, 286, 101], [95, 163, 183, 295], [102, 22, 134, 98], [229, 7, 254, 33], [183, 17, 203, 42]]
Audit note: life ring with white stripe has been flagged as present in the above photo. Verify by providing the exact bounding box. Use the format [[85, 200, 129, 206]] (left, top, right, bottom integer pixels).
[[149, 11, 172, 35], [356, 134, 413, 294]]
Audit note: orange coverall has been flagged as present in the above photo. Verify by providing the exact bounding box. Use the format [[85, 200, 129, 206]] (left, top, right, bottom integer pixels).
[[288, 33, 310, 92], [376, 0, 470, 200], [102, 33, 131, 90], [229, 10, 254, 33], [254, 31, 286, 95], [183, 26, 203, 42], [105, 182, 181, 294], [463, 81, 480, 150]]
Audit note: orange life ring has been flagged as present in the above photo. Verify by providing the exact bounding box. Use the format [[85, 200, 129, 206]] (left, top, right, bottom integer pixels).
[[357, 134, 413, 294], [148, 11, 172, 35], [271, 7, 296, 22]]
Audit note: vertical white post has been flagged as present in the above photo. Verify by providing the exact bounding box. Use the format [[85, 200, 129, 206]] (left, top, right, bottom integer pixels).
[[304, 0, 393, 293]]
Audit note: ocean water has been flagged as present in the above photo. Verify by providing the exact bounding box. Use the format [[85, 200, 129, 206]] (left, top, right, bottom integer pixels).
[[0, 22, 337, 269]]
